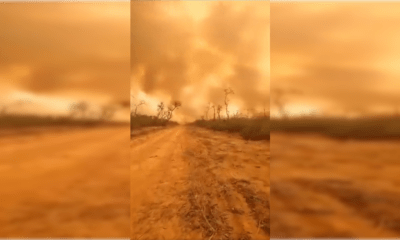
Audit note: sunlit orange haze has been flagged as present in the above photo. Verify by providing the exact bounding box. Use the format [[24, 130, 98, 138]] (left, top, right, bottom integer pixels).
[[271, 2, 400, 118], [0, 2, 130, 122], [131, 1, 269, 122]]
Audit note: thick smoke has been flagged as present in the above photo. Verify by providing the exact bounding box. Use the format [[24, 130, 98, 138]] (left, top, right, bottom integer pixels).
[[131, 1, 269, 121]]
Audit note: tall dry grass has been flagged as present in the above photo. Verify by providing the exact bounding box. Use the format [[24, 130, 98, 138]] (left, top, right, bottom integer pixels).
[[130, 114, 178, 130], [193, 116, 270, 141], [271, 115, 400, 140]]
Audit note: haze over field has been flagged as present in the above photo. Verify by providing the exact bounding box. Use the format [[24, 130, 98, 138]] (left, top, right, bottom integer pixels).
[[131, 1, 269, 123], [0, 2, 130, 122], [270, 2, 400, 238], [0, 3, 131, 237], [271, 2, 400, 118]]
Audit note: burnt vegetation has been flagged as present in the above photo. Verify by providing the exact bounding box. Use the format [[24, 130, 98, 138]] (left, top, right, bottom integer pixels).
[[193, 88, 270, 141], [130, 95, 180, 130]]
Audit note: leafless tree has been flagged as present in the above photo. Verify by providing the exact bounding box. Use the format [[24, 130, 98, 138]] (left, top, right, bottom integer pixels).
[[217, 104, 222, 120], [165, 101, 181, 121], [211, 104, 216, 121], [156, 102, 165, 119], [133, 100, 146, 116], [224, 87, 234, 119]]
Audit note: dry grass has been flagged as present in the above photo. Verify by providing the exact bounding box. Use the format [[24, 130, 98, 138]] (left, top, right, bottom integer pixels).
[[230, 179, 270, 235], [271, 115, 400, 140], [179, 148, 233, 240], [131, 114, 178, 130], [193, 116, 269, 141]]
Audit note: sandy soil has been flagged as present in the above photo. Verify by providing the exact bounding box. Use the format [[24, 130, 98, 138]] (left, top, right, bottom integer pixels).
[[0, 125, 130, 237], [131, 125, 270, 240], [131, 126, 165, 138], [270, 132, 400, 238]]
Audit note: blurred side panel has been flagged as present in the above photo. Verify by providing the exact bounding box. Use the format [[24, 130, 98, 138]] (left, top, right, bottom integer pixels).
[[0, 1, 130, 237], [270, 1, 400, 238]]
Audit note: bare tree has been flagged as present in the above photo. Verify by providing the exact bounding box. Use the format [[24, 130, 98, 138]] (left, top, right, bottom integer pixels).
[[211, 104, 216, 121], [161, 110, 169, 120], [156, 102, 165, 119], [217, 104, 222, 120], [224, 87, 234, 119], [165, 101, 182, 121], [133, 100, 146, 116], [165, 106, 173, 120]]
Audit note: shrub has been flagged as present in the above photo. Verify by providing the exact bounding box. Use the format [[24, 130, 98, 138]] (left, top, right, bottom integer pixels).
[[131, 114, 178, 130]]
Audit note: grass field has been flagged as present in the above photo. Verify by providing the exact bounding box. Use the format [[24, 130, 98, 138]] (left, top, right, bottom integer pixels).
[[193, 116, 270, 141], [271, 115, 400, 140]]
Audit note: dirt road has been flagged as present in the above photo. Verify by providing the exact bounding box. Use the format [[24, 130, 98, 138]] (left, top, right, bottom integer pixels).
[[131, 125, 270, 240], [0, 125, 130, 237], [270, 133, 400, 238]]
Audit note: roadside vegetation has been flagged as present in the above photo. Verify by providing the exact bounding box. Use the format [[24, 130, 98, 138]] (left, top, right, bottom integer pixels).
[[194, 116, 269, 141], [271, 115, 400, 140], [270, 87, 400, 140], [0, 100, 126, 128], [193, 88, 270, 141], [130, 95, 180, 131]]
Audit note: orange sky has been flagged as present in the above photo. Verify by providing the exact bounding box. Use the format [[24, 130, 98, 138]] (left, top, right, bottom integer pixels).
[[271, 2, 400, 118], [0, 2, 130, 121], [131, 1, 270, 122]]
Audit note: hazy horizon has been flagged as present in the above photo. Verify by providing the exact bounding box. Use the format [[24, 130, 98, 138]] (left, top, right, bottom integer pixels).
[[0, 2, 130, 122], [131, 1, 269, 123], [271, 2, 400, 119]]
